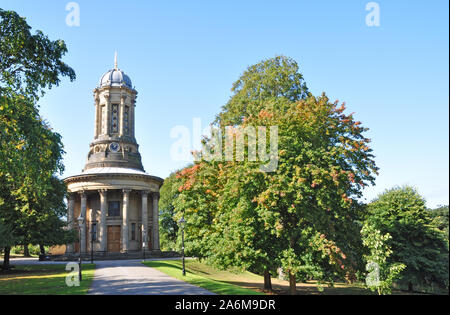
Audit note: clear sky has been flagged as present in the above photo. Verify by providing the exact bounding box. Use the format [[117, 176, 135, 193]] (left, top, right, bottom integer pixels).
[[1, 0, 448, 208]]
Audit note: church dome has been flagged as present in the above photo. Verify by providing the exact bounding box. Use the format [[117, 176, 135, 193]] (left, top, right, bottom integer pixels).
[[98, 68, 133, 89]]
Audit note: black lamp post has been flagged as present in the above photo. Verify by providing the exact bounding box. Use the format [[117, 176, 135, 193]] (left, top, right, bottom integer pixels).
[[178, 216, 186, 276], [77, 214, 84, 282], [90, 220, 98, 264]]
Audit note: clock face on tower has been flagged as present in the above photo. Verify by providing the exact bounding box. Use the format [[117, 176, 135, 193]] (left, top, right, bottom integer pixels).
[[109, 142, 120, 152]]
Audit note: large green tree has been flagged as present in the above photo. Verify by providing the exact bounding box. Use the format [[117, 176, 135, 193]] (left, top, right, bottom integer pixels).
[[0, 8, 75, 269], [367, 186, 449, 291], [174, 56, 378, 294]]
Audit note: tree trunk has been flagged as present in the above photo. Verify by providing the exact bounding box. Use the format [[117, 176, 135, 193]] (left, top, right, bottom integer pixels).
[[263, 269, 272, 291], [23, 244, 30, 257], [289, 270, 297, 295], [2, 246, 11, 270], [39, 244, 45, 255]]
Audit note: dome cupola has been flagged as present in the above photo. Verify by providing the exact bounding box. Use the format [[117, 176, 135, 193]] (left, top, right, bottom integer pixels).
[[98, 52, 133, 89]]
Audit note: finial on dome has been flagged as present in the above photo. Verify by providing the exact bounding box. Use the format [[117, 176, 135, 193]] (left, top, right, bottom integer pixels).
[[114, 51, 118, 70]]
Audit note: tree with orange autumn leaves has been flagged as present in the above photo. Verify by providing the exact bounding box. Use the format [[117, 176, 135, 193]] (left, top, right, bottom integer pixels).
[[172, 57, 378, 294]]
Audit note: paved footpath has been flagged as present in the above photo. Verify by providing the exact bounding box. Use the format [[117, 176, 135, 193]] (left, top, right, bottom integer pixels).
[[5, 258, 214, 295], [89, 260, 215, 295]]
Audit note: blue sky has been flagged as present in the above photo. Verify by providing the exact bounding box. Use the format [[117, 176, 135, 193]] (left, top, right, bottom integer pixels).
[[1, 0, 448, 207]]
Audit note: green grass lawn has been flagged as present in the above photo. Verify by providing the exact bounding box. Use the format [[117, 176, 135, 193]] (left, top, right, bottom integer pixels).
[[143, 259, 265, 295], [0, 264, 95, 295]]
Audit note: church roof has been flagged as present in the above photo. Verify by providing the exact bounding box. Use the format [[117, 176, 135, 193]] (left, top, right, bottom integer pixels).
[[98, 52, 133, 89], [98, 68, 133, 89], [65, 167, 164, 186]]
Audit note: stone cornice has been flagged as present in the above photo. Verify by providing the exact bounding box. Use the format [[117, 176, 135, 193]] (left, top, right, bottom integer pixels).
[[64, 172, 164, 186], [89, 137, 138, 146], [93, 85, 138, 95]]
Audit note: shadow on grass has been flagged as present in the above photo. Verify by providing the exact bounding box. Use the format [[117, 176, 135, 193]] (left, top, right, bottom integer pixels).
[[148, 260, 213, 276], [146, 260, 182, 270], [146, 260, 378, 295], [224, 280, 373, 295]]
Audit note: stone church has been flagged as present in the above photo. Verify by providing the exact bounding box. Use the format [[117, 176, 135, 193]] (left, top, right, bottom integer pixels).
[[64, 56, 163, 257]]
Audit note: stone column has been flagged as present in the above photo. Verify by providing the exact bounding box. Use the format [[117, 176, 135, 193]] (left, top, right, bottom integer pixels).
[[99, 189, 108, 253], [79, 191, 87, 254], [141, 191, 149, 251], [152, 192, 160, 251], [94, 96, 100, 139], [122, 189, 131, 253], [66, 193, 75, 254], [89, 202, 96, 252], [119, 95, 126, 137], [104, 93, 111, 135]]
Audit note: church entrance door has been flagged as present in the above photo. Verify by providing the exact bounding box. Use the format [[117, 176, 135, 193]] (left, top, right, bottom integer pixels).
[[107, 225, 121, 252]]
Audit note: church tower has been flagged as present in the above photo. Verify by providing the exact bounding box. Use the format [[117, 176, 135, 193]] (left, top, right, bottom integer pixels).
[[85, 54, 143, 171], [64, 55, 163, 258]]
